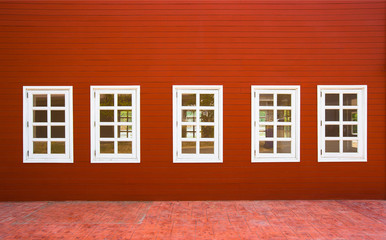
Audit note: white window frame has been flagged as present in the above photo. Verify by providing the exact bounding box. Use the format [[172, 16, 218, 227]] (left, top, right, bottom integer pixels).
[[251, 86, 300, 163], [23, 86, 73, 163], [90, 86, 140, 163], [173, 85, 223, 163], [318, 85, 367, 162]]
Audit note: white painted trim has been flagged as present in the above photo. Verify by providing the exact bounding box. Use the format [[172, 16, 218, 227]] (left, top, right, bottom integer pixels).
[[90, 86, 140, 163], [317, 85, 367, 162], [251, 85, 301, 163], [173, 85, 223, 163], [23, 86, 73, 163]]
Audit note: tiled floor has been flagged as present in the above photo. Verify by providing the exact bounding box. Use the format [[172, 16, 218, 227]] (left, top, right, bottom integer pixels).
[[0, 201, 384, 239]]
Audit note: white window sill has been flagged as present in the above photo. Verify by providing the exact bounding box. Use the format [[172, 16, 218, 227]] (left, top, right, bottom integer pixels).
[[252, 158, 300, 163], [91, 158, 140, 163], [24, 159, 73, 163], [174, 158, 222, 163], [319, 158, 367, 162]]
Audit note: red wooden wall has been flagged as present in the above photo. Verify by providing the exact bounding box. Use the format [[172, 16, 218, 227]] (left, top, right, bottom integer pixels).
[[0, 0, 385, 200]]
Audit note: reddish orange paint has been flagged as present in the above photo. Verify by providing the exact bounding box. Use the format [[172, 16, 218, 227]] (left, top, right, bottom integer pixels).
[[0, 1, 384, 200]]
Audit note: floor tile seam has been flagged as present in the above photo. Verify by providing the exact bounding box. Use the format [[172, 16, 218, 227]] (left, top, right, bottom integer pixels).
[[129, 203, 153, 239], [269, 205, 304, 240], [224, 207, 243, 240], [278, 201, 324, 239], [248, 201, 280, 239], [152, 203, 171, 240], [11, 201, 52, 224], [335, 200, 386, 225], [266, 209, 299, 239]]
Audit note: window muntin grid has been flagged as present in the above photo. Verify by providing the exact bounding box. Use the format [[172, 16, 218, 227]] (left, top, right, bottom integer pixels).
[[318, 86, 367, 162], [23, 87, 73, 163], [91, 87, 140, 163], [173, 86, 222, 163], [252, 86, 300, 162]]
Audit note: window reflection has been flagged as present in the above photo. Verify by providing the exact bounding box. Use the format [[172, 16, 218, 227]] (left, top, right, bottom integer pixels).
[[259, 94, 273, 106], [118, 126, 132, 138], [277, 110, 291, 122], [118, 110, 132, 122], [200, 94, 214, 106], [259, 110, 273, 122], [259, 141, 273, 153], [200, 110, 214, 122], [182, 110, 196, 122], [182, 142, 196, 154], [325, 94, 339, 106], [182, 94, 196, 106], [182, 125, 196, 138], [33, 94, 47, 107], [100, 94, 114, 106], [200, 142, 214, 154], [118, 94, 132, 106]]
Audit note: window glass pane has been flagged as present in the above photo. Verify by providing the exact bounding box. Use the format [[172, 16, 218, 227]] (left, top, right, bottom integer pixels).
[[51, 94, 65, 107], [118, 141, 132, 154], [259, 141, 273, 153], [277, 141, 291, 153], [100, 110, 114, 122], [200, 110, 214, 122], [277, 126, 291, 138], [259, 125, 273, 138], [118, 94, 132, 106], [118, 126, 132, 138], [325, 140, 339, 152], [33, 126, 47, 138], [182, 110, 196, 122], [33, 141, 47, 154], [100, 94, 114, 106], [325, 125, 339, 137], [201, 126, 214, 138], [200, 142, 214, 154], [51, 110, 65, 122], [277, 94, 291, 106], [259, 94, 273, 106], [343, 140, 358, 152], [325, 109, 339, 121], [259, 110, 273, 122], [100, 141, 114, 154], [182, 125, 196, 138], [182, 142, 196, 154], [343, 94, 357, 106], [325, 94, 339, 106], [100, 126, 114, 138], [343, 109, 357, 121], [200, 94, 214, 106], [182, 94, 196, 106], [51, 126, 65, 138], [277, 110, 291, 122], [33, 94, 47, 107], [51, 142, 65, 154], [118, 110, 132, 122], [33, 110, 47, 122], [343, 125, 358, 137]]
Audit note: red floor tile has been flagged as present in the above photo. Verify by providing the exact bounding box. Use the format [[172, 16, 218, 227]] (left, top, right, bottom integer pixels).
[[0, 200, 384, 240]]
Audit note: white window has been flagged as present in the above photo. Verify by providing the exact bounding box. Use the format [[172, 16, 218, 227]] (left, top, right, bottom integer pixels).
[[90, 86, 140, 163], [251, 86, 300, 162], [173, 86, 223, 163], [23, 86, 73, 163], [318, 85, 367, 162]]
